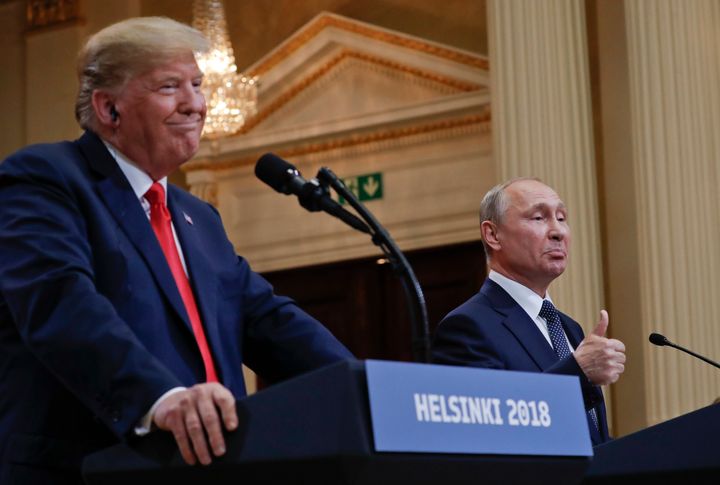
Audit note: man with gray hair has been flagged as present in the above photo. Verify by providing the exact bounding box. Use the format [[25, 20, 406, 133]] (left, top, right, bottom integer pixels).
[[0, 17, 352, 483], [431, 178, 626, 445]]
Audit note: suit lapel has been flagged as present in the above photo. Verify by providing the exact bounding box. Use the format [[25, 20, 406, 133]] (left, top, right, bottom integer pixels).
[[480, 279, 559, 371], [167, 188, 221, 368], [481, 279, 608, 444], [78, 132, 192, 332]]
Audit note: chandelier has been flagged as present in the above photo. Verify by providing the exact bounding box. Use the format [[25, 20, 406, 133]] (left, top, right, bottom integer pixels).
[[192, 0, 258, 138]]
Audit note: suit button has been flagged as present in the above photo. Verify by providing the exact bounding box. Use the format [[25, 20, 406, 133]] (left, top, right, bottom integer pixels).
[[110, 409, 121, 423]]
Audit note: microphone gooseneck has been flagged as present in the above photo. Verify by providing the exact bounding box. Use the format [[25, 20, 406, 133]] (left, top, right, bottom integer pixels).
[[316, 166, 430, 363], [649, 332, 720, 370], [254, 153, 430, 363]]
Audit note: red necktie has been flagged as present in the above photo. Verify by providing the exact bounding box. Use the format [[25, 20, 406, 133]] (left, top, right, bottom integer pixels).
[[145, 182, 218, 382]]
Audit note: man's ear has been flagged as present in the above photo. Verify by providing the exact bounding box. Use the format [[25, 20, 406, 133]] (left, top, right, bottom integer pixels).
[[91, 90, 118, 127], [480, 220, 502, 252]]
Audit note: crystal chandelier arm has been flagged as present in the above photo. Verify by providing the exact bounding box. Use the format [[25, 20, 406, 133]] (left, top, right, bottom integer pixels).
[[192, 0, 257, 138]]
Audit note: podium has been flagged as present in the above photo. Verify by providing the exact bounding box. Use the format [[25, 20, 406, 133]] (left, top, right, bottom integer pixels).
[[583, 404, 720, 484], [82, 360, 591, 485]]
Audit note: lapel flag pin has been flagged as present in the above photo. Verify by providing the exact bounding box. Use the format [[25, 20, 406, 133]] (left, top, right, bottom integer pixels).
[[183, 212, 193, 225]]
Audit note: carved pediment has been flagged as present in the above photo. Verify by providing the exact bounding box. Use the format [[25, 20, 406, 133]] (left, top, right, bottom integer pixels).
[[192, 12, 489, 161], [245, 12, 486, 130], [186, 13, 492, 272], [248, 49, 481, 133]]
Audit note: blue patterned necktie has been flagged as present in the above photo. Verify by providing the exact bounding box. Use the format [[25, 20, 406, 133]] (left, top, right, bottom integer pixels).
[[539, 299, 599, 431]]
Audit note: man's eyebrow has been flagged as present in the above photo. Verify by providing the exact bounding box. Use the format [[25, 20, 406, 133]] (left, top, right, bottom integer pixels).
[[152, 72, 204, 83], [527, 201, 567, 211], [151, 74, 181, 84]]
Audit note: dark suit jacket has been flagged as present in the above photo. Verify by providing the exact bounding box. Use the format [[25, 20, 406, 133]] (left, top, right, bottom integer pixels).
[[431, 278, 610, 445], [0, 131, 353, 483]]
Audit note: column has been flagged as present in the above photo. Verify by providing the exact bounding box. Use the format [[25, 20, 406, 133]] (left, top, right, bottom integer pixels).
[[624, 0, 720, 425], [488, 0, 605, 333]]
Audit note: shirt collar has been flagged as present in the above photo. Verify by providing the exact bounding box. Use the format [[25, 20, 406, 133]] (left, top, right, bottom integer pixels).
[[488, 270, 553, 321], [102, 140, 167, 202]]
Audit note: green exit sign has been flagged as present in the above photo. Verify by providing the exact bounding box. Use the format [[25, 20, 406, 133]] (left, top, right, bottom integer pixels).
[[339, 172, 383, 204]]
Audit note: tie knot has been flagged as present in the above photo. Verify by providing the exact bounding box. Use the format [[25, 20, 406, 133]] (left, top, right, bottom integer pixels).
[[145, 182, 165, 206], [539, 299, 558, 320]]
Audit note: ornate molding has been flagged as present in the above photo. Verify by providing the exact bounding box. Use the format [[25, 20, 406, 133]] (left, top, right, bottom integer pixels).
[[25, 0, 81, 32], [248, 13, 488, 77], [189, 181, 218, 207], [183, 111, 490, 173], [237, 49, 483, 136]]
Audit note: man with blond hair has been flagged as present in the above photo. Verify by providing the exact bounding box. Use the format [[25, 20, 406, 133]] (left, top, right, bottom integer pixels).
[[0, 17, 352, 483], [432, 178, 626, 445]]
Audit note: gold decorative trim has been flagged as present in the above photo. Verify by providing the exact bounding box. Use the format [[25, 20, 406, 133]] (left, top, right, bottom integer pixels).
[[238, 49, 483, 136], [26, 0, 81, 31], [350, 50, 483, 91], [248, 13, 488, 77], [184, 112, 490, 173], [190, 182, 218, 207]]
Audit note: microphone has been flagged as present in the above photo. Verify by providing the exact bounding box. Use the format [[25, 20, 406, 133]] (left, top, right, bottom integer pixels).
[[648, 333, 669, 346], [257, 154, 431, 362], [255, 153, 369, 234], [255, 152, 306, 195], [649, 332, 720, 370]]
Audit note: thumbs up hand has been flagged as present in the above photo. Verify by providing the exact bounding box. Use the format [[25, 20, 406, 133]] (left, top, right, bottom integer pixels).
[[573, 310, 626, 386], [592, 310, 609, 337]]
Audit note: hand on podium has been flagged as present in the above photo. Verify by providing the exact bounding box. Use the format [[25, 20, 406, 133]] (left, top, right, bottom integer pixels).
[[153, 382, 238, 466]]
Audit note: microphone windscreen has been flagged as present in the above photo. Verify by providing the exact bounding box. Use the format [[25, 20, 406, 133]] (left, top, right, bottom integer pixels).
[[255, 153, 297, 194], [649, 333, 668, 346]]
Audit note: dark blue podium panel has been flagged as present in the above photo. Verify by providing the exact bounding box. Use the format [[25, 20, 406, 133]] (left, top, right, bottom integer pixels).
[[583, 403, 720, 484], [82, 360, 590, 485]]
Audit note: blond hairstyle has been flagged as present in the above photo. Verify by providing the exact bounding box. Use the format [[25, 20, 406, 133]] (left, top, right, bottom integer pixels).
[[75, 17, 209, 130]]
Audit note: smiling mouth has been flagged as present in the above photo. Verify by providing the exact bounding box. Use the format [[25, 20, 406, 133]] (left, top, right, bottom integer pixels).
[[167, 121, 202, 131]]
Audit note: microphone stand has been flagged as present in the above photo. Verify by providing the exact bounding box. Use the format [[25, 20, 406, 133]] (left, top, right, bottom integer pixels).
[[316, 167, 430, 363], [671, 344, 720, 370], [650, 333, 720, 370]]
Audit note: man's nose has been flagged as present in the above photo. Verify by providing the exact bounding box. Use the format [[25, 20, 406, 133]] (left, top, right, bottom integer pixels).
[[179, 85, 206, 114], [548, 219, 568, 240]]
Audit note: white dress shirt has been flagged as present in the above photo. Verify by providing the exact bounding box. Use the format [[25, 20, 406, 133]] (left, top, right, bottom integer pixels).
[[488, 270, 574, 351], [104, 141, 188, 274]]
